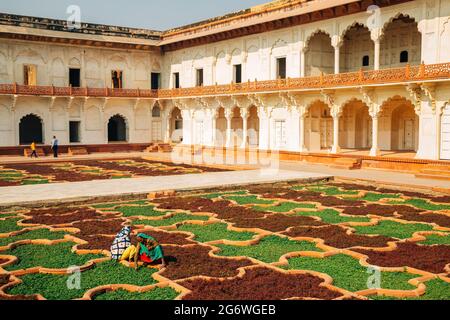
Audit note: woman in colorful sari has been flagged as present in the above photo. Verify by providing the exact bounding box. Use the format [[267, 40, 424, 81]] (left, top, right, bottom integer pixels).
[[120, 233, 166, 269], [110, 226, 132, 260]]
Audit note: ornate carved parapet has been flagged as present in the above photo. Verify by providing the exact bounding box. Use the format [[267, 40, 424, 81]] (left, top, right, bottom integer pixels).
[[0, 63, 449, 100]]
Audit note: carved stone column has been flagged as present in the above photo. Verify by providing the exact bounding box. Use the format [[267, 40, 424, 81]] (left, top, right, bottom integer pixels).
[[225, 108, 233, 148], [332, 36, 342, 75], [331, 107, 342, 154], [210, 109, 219, 147], [240, 108, 249, 149], [299, 106, 307, 152], [300, 42, 306, 78], [369, 108, 381, 157], [371, 29, 382, 71]]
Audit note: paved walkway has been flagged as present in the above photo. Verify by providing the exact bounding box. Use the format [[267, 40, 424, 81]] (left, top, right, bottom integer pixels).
[[0, 169, 330, 206], [277, 161, 450, 191]]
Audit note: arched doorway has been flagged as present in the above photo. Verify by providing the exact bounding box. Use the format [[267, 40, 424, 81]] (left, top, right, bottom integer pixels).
[[215, 107, 226, 147], [339, 100, 372, 149], [379, 96, 418, 152], [390, 103, 418, 151], [305, 31, 334, 76], [341, 24, 373, 72], [19, 114, 43, 145], [248, 106, 259, 147], [108, 114, 127, 142], [231, 107, 243, 147], [304, 101, 333, 151], [381, 15, 421, 68], [169, 107, 183, 143], [151, 104, 162, 142]]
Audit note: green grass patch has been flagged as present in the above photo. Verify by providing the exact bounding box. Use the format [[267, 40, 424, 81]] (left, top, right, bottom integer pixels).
[[200, 190, 247, 199], [92, 200, 148, 209], [353, 220, 434, 239], [0, 218, 23, 233], [21, 179, 49, 185], [7, 260, 157, 300], [132, 213, 209, 227], [224, 195, 275, 205], [0, 228, 67, 247], [217, 235, 320, 263], [370, 279, 450, 300], [353, 193, 402, 202], [284, 254, 418, 292], [0, 172, 24, 178], [388, 198, 450, 211], [4, 242, 104, 271], [94, 287, 178, 300], [253, 202, 316, 213], [110, 175, 133, 179], [306, 186, 359, 196], [177, 223, 256, 242], [295, 209, 371, 224], [115, 205, 168, 217], [418, 233, 450, 246]]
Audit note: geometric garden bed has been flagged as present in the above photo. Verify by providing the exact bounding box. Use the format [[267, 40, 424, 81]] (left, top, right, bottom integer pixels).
[[0, 180, 449, 300], [0, 157, 229, 186]]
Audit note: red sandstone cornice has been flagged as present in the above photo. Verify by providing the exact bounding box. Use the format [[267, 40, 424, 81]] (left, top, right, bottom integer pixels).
[[0, 63, 448, 100], [160, 0, 414, 52], [0, 0, 415, 52]]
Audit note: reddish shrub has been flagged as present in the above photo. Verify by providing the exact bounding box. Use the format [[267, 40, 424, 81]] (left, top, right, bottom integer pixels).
[[72, 219, 126, 236], [180, 266, 341, 300], [231, 214, 324, 232], [159, 245, 253, 280], [354, 242, 450, 274], [283, 225, 394, 249], [23, 207, 113, 225]]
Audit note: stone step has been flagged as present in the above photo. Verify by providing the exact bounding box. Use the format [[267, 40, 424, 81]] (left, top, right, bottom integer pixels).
[[329, 157, 362, 170], [145, 145, 159, 153], [146, 143, 173, 153], [68, 147, 89, 156], [157, 143, 173, 153], [415, 165, 450, 181]]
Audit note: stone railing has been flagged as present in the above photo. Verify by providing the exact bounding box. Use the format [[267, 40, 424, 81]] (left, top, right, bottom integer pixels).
[[0, 63, 449, 100], [0, 84, 159, 98]]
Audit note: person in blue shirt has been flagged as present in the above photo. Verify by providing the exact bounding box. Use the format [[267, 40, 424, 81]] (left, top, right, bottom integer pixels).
[[51, 136, 59, 158]]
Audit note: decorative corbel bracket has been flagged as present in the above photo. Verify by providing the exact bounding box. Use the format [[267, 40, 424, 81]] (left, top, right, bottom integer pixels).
[[101, 97, 110, 112], [133, 98, 141, 111], [406, 84, 422, 116], [67, 97, 74, 110], [359, 87, 380, 117], [420, 83, 437, 113], [10, 95, 18, 112], [49, 96, 57, 112]]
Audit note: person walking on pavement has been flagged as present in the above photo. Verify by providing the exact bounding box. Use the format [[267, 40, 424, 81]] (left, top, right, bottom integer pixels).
[[51, 136, 59, 158], [30, 141, 38, 158]]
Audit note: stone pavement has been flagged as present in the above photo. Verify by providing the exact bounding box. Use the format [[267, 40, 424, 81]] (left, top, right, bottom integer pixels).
[[278, 161, 450, 192], [0, 169, 331, 206]]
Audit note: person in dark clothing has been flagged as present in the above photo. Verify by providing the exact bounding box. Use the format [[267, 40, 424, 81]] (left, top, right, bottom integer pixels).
[[51, 136, 59, 158]]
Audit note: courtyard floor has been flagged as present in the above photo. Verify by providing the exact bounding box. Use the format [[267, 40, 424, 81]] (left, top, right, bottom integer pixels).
[[0, 180, 449, 300]]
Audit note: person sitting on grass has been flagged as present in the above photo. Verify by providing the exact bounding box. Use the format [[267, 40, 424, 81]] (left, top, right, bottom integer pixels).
[[120, 233, 166, 270], [110, 226, 132, 260]]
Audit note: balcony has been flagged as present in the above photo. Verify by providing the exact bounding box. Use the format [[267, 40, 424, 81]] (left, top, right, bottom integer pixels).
[[0, 63, 449, 100]]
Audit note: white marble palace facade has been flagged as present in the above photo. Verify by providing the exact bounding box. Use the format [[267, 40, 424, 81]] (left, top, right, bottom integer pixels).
[[0, 0, 450, 160]]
